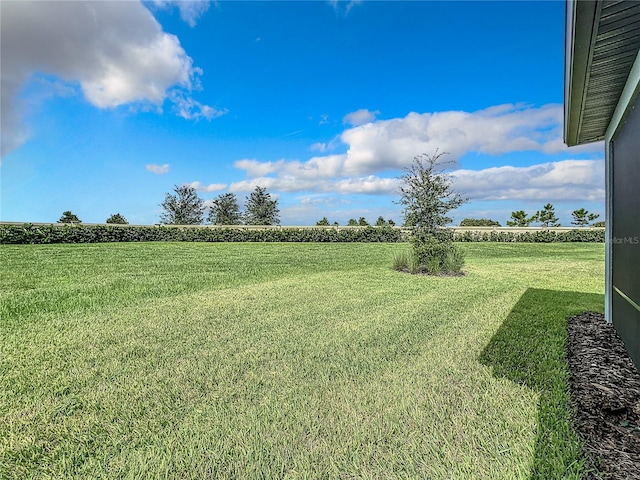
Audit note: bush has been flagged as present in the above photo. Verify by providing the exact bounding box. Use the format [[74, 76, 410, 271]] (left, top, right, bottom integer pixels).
[[443, 248, 465, 273], [392, 250, 411, 272], [452, 229, 604, 243], [460, 218, 501, 227], [411, 228, 464, 275], [106, 213, 128, 224]]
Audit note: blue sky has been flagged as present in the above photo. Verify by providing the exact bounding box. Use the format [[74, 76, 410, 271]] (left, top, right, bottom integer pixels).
[[1, 0, 604, 226]]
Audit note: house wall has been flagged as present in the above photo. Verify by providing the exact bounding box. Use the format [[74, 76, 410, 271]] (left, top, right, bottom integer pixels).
[[611, 98, 640, 368]]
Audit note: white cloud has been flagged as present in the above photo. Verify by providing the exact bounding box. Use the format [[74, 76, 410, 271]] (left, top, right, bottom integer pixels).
[[146, 163, 170, 175], [235, 155, 347, 180], [153, 1, 211, 27], [171, 92, 228, 120], [228, 174, 399, 195], [343, 108, 379, 126], [229, 158, 604, 206], [333, 176, 399, 195], [299, 195, 349, 206], [339, 103, 585, 175], [1, 1, 224, 158], [188, 181, 226, 192], [228, 104, 604, 204], [451, 159, 605, 202]]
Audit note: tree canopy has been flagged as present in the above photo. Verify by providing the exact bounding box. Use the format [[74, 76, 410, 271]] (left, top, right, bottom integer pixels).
[[244, 186, 280, 225], [106, 213, 128, 224], [571, 208, 599, 227], [398, 151, 467, 231], [506, 210, 533, 227], [208, 193, 242, 225], [160, 185, 204, 225], [58, 211, 81, 223], [534, 203, 560, 228]]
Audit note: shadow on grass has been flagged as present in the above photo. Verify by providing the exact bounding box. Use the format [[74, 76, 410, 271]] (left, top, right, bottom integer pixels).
[[479, 288, 603, 480]]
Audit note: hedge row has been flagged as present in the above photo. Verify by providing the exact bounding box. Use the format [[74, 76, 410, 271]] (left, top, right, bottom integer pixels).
[[0, 224, 605, 245], [0, 224, 407, 244], [453, 229, 604, 243]]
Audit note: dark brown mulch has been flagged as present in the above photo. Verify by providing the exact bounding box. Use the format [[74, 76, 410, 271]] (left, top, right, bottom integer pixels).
[[567, 312, 640, 479]]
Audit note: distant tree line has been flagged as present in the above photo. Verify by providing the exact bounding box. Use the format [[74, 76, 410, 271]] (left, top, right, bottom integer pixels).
[[316, 216, 396, 227], [458, 206, 602, 229], [505, 204, 601, 227], [56, 192, 603, 230]]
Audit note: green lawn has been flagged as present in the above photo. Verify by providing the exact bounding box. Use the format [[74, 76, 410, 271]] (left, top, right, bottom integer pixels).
[[0, 242, 604, 479]]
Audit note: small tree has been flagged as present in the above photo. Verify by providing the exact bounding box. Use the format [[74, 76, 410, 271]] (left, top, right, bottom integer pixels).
[[347, 218, 358, 226], [160, 185, 204, 225], [358, 217, 370, 226], [244, 186, 280, 225], [106, 213, 128, 224], [535, 203, 560, 228], [388, 219, 396, 226], [316, 217, 330, 226], [506, 210, 533, 227], [571, 208, 600, 227], [375, 216, 387, 227], [58, 211, 81, 223], [398, 151, 466, 230], [208, 193, 242, 225], [396, 150, 467, 274], [593, 220, 605, 228]]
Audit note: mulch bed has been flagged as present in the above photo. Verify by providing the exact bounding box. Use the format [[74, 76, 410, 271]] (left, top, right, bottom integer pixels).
[[567, 312, 640, 479]]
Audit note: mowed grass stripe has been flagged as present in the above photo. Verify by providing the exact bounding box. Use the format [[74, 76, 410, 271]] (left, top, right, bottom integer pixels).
[[1, 243, 604, 479]]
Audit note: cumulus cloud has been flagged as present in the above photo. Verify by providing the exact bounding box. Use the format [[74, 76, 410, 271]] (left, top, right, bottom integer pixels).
[[235, 155, 348, 180], [188, 181, 226, 192], [234, 103, 600, 187], [1, 1, 223, 158], [146, 163, 170, 175], [228, 174, 399, 195], [343, 108, 379, 126], [340, 103, 583, 175], [225, 104, 605, 202], [451, 159, 605, 202], [229, 158, 604, 202]]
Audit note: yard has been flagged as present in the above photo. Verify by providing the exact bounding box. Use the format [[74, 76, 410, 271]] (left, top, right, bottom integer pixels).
[[0, 242, 604, 479]]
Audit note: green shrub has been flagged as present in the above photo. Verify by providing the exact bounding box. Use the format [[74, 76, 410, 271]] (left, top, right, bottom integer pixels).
[[460, 218, 501, 227], [425, 256, 442, 275], [443, 248, 465, 273], [0, 224, 407, 245], [392, 250, 410, 272], [392, 249, 422, 274], [0, 224, 604, 245], [411, 228, 464, 275], [407, 251, 421, 274]]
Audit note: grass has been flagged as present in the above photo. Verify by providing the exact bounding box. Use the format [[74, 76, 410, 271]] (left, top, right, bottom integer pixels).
[[0, 242, 604, 479]]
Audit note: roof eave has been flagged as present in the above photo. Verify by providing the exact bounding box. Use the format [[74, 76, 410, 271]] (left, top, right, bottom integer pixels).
[[564, 0, 602, 147]]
